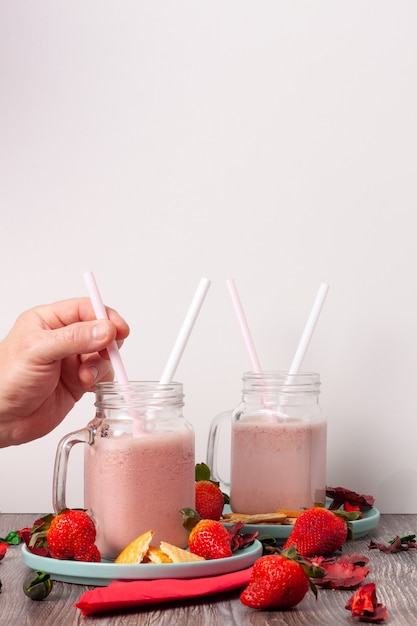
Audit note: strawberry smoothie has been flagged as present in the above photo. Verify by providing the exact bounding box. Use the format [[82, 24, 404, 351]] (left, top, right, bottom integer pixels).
[[230, 418, 327, 513], [84, 428, 195, 560]]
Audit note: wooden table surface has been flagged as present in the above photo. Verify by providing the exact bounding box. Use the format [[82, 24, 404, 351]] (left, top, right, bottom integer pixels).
[[1, 513, 417, 625]]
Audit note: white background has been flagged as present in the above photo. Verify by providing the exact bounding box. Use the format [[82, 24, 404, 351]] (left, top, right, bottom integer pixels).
[[1, 1, 416, 514]]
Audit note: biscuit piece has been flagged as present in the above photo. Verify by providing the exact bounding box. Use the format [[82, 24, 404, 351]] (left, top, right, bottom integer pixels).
[[275, 509, 304, 519], [114, 530, 155, 564], [221, 512, 287, 524], [143, 546, 173, 564], [160, 541, 206, 563]]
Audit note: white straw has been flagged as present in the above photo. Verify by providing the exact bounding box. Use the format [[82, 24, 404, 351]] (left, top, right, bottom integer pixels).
[[226, 278, 262, 373], [288, 282, 329, 375], [159, 277, 211, 384], [83, 271, 130, 385]]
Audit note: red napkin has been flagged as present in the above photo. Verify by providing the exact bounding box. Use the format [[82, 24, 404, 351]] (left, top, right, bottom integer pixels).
[[75, 567, 253, 616]]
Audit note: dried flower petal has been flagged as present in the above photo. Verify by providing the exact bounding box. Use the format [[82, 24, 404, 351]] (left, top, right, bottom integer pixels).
[[228, 522, 258, 551], [369, 534, 417, 554], [312, 554, 370, 589], [326, 487, 375, 511], [338, 553, 370, 566], [345, 583, 387, 622]]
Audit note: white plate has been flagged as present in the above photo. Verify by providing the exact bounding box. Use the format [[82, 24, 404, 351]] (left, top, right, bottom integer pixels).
[[223, 505, 380, 542], [21, 540, 262, 586]]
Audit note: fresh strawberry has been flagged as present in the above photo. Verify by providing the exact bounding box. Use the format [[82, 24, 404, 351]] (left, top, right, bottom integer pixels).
[[46, 510, 100, 561], [79, 543, 101, 562], [240, 554, 310, 609], [0, 542, 8, 561], [284, 507, 348, 557], [195, 481, 224, 521], [188, 519, 233, 560]]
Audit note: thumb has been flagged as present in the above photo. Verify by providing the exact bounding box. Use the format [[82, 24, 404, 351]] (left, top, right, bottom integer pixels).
[[41, 320, 116, 362]]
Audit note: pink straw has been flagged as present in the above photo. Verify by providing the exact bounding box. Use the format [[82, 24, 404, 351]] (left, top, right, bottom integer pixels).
[[226, 279, 263, 373], [83, 271, 130, 385], [83, 271, 143, 433]]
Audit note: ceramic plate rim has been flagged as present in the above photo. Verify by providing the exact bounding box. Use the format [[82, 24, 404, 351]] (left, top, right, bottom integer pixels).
[[21, 539, 263, 586]]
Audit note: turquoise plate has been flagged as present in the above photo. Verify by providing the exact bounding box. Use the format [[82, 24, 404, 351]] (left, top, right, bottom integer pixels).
[[223, 505, 380, 543], [21, 539, 263, 586]]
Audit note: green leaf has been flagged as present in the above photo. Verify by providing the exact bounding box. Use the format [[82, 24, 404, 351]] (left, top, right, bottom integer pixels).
[[222, 492, 230, 505], [195, 463, 211, 482], [347, 525, 355, 541], [281, 545, 325, 581], [389, 533, 416, 544], [333, 510, 362, 522], [309, 579, 319, 599], [0, 531, 22, 545], [180, 508, 201, 533], [258, 535, 280, 553]]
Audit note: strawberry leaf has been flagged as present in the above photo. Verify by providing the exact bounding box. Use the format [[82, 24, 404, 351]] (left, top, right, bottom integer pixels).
[[332, 509, 362, 522], [258, 535, 281, 554], [222, 491, 230, 505], [195, 463, 211, 482], [280, 545, 325, 581], [308, 579, 319, 599], [180, 508, 201, 533]]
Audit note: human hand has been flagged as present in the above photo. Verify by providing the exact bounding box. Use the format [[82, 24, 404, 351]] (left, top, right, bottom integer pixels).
[[0, 298, 130, 447]]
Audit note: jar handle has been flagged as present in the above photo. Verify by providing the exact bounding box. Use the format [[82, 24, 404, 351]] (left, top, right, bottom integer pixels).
[[52, 427, 93, 514], [206, 410, 232, 490]]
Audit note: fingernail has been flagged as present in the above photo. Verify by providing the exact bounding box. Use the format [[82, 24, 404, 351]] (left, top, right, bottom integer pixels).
[[92, 321, 108, 341], [89, 366, 100, 382]]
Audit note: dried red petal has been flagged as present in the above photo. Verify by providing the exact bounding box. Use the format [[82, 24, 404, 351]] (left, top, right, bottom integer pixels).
[[313, 560, 370, 589], [326, 487, 375, 511], [228, 522, 258, 552], [311, 553, 369, 568], [367, 605, 388, 622], [369, 535, 417, 554], [346, 583, 387, 622], [337, 553, 370, 566], [347, 583, 377, 613], [17, 527, 31, 544]]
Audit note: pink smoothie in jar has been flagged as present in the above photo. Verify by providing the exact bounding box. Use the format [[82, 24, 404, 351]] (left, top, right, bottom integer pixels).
[[52, 381, 195, 563], [84, 427, 195, 560], [230, 417, 327, 513]]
